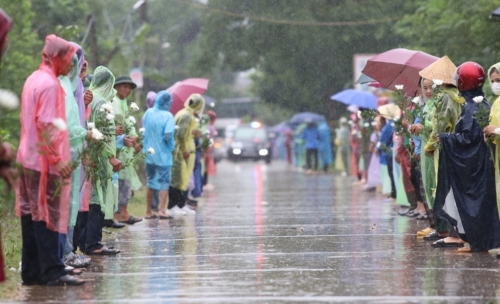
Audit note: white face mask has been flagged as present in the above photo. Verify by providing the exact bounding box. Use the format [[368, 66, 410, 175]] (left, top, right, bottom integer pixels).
[[492, 82, 500, 95]]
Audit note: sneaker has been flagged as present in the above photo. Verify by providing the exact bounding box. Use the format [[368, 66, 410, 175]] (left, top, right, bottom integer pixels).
[[66, 256, 92, 268], [169, 205, 187, 216], [181, 205, 196, 215]]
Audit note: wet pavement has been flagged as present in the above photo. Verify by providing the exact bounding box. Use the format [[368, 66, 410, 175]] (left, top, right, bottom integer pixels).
[[9, 160, 500, 303]]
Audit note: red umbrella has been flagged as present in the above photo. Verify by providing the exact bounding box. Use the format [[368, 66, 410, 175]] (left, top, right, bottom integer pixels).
[[361, 48, 438, 96], [166, 78, 209, 115]]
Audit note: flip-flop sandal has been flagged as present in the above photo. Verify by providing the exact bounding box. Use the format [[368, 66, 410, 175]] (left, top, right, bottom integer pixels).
[[87, 247, 120, 255], [423, 231, 445, 241], [145, 214, 158, 219], [431, 239, 465, 248], [121, 215, 143, 224], [159, 215, 173, 220]]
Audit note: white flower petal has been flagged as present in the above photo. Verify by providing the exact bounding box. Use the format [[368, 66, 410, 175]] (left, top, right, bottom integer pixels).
[[106, 114, 115, 121], [139, 127, 145, 133], [432, 79, 443, 86], [395, 84, 404, 90], [130, 102, 140, 111], [473, 96, 484, 104], [52, 118, 67, 131], [147, 147, 155, 155], [0, 89, 19, 110], [128, 116, 137, 124], [357, 111, 362, 120], [87, 122, 95, 130], [412, 96, 421, 104], [91, 128, 104, 140]]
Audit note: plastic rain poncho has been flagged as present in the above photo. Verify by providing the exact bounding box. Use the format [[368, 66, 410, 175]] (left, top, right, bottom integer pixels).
[[16, 35, 77, 234], [488, 62, 500, 214], [171, 94, 205, 191], [317, 122, 333, 168], [112, 93, 142, 191], [143, 91, 175, 167], [88, 66, 116, 211], [59, 54, 87, 226]]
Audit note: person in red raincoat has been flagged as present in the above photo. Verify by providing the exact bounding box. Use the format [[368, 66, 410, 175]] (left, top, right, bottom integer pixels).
[[15, 35, 84, 286], [0, 8, 14, 284]]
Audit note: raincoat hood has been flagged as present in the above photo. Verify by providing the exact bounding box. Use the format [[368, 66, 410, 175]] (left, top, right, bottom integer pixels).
[[70, 43, 86, 127], [0, 9, 12, 61], [487, 62, 500, 84], [89, 66, 116, 101], [146, 91, 157, 109], [184, 93, 205, 116], [41, 34, 77, 77], [154, 91, 173, 111], [61, 54, 79, 91]]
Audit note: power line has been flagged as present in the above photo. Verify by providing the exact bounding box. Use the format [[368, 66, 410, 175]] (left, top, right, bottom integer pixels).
[[179, 0, 400, 27]]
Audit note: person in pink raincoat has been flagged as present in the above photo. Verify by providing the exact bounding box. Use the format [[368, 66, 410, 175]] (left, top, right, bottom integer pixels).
[[15, 35, 84, 286]]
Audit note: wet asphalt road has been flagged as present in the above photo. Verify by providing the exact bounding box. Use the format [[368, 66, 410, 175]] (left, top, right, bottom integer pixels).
[[12, 160, 500, 303]]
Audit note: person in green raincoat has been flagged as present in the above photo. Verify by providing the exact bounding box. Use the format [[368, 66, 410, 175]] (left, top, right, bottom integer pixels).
[[484, 63, 500, 222], [168, 94, 205, 216], [420, 56, 466, 245], [109, 75, 143, 226], [58, 54, 91, 265], [79, 66, 122, 255]]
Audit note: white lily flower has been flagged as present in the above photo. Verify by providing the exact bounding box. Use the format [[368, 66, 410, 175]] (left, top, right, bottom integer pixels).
[[91, 128, 104, 140], [433, 79, 443, 86], [364, 122, 370, 128], [139, 127, 145, 133], [371, 121, 377, 127], [101, 103, 114, 112], [393, 116, 400, 122], [493, 128, 500, 135], [357, 111, 362, 120], [473, 96, 484, 104], [412, 96, 421, 104], [128, 116, 137, 124], [130, 102, 140, 111], [147, 147, 155, 155], [0, 89, 19, 110], [106, 113, 115, 121], [87, 122, 95, 130], [99, 107, 105, 112], [395, 84, 404, 90], [52, 118, 67, 131]]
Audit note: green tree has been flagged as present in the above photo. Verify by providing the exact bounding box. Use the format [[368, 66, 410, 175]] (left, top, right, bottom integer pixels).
[[190, 0, 417, 117], [396, 0, 500, 69]]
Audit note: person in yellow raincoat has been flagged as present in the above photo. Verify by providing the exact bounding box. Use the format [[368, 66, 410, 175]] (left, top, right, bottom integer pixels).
[[168, 94, 205, 216], [484, 62, 500, 221]]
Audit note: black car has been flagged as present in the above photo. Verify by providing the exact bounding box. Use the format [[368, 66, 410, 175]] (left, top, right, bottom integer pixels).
[[227, 122, 272, 164]]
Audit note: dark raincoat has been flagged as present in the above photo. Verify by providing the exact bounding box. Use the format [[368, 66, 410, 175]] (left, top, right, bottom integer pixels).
[[435, 88, 500, 251]]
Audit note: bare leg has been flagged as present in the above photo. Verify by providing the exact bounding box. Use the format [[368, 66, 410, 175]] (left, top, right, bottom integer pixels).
[[158, 190, 169, 217], [146, 188, 154, 218]]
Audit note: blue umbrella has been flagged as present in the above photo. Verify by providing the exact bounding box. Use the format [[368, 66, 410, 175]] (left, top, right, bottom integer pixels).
[[492, 7, 500, 17], [289, 112, 325, 125], [330, 89, 377, 109]]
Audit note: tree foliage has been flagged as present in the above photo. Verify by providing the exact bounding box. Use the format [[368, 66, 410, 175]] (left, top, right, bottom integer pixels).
[[396, 0, 500, 69], [191, 0, 417, 117]]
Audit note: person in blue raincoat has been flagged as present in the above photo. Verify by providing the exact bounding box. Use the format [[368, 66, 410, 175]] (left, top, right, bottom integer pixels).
[[143, 91, 176, 219], [317, 122, 333, 172]]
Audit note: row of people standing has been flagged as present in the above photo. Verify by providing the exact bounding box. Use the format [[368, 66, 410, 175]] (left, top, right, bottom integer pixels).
[[0, 25, 216, 285], [337, 55, 500, 254]]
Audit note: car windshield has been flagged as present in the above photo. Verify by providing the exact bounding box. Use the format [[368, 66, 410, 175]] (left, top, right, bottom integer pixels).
[[233, 127, 267, 141]]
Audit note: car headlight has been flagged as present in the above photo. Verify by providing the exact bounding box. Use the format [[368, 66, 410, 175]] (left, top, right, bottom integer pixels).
[[259, 149, 268, 156], [233, 148, 242, 155]]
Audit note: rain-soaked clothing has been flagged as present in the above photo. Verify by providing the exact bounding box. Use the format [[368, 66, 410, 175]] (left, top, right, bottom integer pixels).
[[0, 8, 13, 284], [59, 54, 87, 227], [16, 34, 77, 284], [488, 63, 500, 215], [170, 94, 205, 192], [143, 91, 175, 191], [435, 89, 500, 251], [80, 66, 116, 253], [16, 35, 76, 234]]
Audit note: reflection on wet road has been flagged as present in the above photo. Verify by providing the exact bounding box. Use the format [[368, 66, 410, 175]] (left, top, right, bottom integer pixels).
[[15, 161, 500, 303]]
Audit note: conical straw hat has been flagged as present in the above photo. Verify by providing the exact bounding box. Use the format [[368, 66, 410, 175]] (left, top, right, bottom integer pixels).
[[419, 55, 457, 85], [378, 103, 401, 120]]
